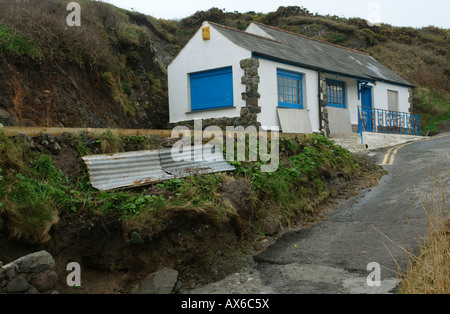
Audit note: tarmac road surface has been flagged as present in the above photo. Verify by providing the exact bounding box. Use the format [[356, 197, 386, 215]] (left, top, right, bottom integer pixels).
[[191, 133, 449, 294]]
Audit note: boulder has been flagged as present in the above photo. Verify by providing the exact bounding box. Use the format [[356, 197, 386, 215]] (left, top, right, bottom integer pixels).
[[15, 251, 55, 274], [29, 271, 58, 292], [6, 274, 29, 293], [130, 268, 179, 294]]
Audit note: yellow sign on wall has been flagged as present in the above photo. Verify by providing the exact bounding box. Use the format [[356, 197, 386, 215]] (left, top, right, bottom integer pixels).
[[202, 26, 210, 40]]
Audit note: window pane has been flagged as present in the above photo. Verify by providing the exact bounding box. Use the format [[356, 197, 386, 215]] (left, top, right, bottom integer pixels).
[[277, 70, 303, 108], [326, 80, 345, 108]]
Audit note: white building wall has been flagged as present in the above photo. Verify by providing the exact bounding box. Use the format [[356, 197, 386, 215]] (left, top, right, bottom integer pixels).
[[373, 82, 411, 113], [257, 59, 321, 132], [168, 22, 251, 123]]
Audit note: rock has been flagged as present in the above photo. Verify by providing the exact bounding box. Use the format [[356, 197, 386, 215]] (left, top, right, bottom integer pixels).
[[6, 274, 29, 293], [29, 271, 58, 292], [27, 286, 39, 294], [258, 216, 280, 236], [5, 264, 17, 280], [15, 251, 55, 274], [173, 280, 182, 294], [130, 268, 179, 294], [49, 141, 62, 155]]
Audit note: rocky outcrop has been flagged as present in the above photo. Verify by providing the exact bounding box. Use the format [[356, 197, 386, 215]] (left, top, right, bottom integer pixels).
[[0, 251, 58, 294]]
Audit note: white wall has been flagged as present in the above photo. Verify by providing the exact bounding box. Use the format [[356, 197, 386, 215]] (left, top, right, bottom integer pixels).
[[257, 59, 320, 132], [168, 22, 251, 123], [373, 82, 411, 113]]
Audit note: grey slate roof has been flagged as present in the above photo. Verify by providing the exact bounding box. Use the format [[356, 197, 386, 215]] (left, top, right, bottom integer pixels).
[[210, 22, 413, 87]]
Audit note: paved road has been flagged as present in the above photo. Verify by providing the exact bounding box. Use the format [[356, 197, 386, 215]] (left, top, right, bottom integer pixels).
[[192, 134, 449, 294]]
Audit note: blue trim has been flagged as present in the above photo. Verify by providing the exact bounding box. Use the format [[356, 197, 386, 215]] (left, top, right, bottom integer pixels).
[[359, 106, 421, 135], [277, 68, 303, 109], [190, 66, 234, 112], [357, 80, 372, 101], [326, 79, 346, 109], [190, 67, 233, 79]]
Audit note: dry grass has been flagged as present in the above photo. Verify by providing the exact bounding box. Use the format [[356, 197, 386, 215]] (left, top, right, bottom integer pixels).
[[398, 163, 449, 294]]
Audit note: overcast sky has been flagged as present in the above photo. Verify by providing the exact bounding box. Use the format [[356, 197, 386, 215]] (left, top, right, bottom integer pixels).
[[104, 0, 449, 29]]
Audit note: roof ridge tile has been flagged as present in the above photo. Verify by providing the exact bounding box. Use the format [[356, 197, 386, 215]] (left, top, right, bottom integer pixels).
[[207, 21, 282, 44]]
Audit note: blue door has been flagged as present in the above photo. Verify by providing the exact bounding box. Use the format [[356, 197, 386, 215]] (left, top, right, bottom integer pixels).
[[361, 86, 373, 132]]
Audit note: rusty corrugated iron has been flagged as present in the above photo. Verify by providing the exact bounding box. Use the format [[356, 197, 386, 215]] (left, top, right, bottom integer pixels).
[[82, 145, 235, 191], [159, 145, 235, 178], [82, 150, 171, 191]]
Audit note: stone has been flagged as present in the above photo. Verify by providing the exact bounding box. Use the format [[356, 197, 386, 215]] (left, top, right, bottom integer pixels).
[[15, 251, 55, 274], [29, 271, 58, 292], [5, 264, 17, 280], [130, 268, 179, 294], [27, 286, 39, 294], [248, 106, 262, 114], [246, 98, 259, 107], [6, 274, 29, 293]]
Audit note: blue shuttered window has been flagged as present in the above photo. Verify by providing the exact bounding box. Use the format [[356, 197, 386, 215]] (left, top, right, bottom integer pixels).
[[190, 67, 234, 111], [326, 79, 346, 108], [277, 69, 303, 109]]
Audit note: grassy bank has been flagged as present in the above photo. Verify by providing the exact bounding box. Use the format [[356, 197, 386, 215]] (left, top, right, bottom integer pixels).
[[0, 130, 359, 246]]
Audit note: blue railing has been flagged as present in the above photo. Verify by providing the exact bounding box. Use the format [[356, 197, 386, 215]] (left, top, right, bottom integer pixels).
[[358, 106, 421, 136]]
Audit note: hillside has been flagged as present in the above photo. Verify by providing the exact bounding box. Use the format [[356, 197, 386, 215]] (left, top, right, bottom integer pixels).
[[0, 2, 449, 133]]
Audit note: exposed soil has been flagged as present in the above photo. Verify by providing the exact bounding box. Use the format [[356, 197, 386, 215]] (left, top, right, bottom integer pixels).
[[438, 121, 450, 134], [54, 146, 80, 179], [0, 150, 387, 294]]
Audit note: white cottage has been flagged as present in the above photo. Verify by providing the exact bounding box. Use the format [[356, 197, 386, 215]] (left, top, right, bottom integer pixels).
[[168, 21, 418, 135]]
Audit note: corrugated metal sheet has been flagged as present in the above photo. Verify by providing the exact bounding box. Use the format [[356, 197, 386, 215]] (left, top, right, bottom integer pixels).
[[82, 151, 172, 191], [160, 145, 235, 178], [82, 145, 235, 191]]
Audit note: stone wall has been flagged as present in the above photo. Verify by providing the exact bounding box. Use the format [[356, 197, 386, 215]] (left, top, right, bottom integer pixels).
[[319, 73, 330, 136], [0, 251, 58, 294], [239, 58, 262, 128]]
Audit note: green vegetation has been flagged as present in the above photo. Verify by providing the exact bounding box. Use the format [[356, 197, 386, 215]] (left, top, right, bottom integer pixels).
[[413, 87, 450, 135], [0, 130, 360, 245], [0, 0, 169, 122], [229, 134, 358, 225], [0, 24, 41, 58]]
